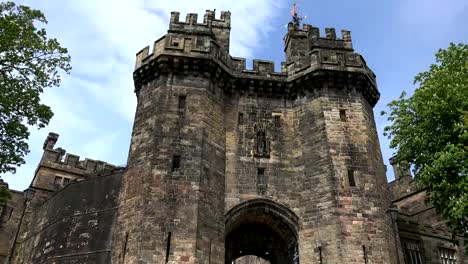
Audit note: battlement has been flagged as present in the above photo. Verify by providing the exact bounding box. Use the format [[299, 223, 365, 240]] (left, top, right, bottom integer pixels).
[[169, 10, 231, 32], [134, 33, 370, 77], [231, 57, 286, 77], [39, 132, 124, 177], [133, 10, 379, 105], [284, 23, 353, 61]]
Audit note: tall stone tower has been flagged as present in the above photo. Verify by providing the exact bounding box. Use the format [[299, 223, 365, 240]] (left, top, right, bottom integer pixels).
[[111, 10, 399, 264]]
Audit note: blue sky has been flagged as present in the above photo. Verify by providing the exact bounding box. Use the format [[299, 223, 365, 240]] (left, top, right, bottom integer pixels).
[[3, 0, 467, 191]]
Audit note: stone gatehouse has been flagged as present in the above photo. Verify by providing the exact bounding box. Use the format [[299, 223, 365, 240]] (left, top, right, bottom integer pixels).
[[0, 9, 466, 264]]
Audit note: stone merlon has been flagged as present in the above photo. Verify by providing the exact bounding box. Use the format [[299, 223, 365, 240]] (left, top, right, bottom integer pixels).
[[36, 132, 125, 178], [133, 10, 379, 106]]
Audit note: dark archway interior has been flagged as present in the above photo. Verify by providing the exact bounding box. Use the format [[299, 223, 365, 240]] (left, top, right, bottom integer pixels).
[[225, 200, 299, 264]]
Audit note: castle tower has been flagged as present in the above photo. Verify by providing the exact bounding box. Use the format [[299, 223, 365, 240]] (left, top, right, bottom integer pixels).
[[112, 10, 400, 264], [111, 11, 231, 263]]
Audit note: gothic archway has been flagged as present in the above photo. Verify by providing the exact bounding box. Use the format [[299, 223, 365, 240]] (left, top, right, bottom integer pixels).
[[225, 199, 300, 264]]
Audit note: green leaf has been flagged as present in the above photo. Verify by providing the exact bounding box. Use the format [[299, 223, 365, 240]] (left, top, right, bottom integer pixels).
[[0, 1, 71, 174], [382, 43, 468, 235]]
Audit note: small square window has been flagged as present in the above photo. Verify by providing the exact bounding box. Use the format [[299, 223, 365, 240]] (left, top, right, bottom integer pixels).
[[54, 176, 62, 185], [63, 178, 70, 185], [339, 109, 347, 122]]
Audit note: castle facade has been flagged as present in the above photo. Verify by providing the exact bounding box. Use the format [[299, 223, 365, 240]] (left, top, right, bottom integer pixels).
[[0, 10, 466, 264]]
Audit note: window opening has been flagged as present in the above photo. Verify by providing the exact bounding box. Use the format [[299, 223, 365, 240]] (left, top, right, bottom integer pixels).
[[402, 239, 424, 264], [439, 247, 457, 264], [348, 169, 356, 187], [363, 245, 368, 264], [238, 113, 244, 125], [257, 168, 266, 195], [54, 176, 62, 185], [122, 232, 129, 263], [63, 178, 70, 185], [318, 246, 323, 264], [178, 95, 186, 110], [165, 232, 172, 263], [339, 109, 347, 122], [172, 155, 181, 172], [274, 115, 281, 127]]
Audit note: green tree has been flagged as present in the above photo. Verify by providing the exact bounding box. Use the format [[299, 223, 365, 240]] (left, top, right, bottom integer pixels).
[[0, 2, 71, 200], [383, 43, 468, 234]]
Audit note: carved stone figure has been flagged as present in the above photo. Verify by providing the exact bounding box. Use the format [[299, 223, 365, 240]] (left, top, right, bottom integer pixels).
[[255, 130, 270, 157]]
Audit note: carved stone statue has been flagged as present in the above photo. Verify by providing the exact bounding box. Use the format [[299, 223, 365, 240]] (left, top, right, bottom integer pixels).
[[255, 130, 270, 158]]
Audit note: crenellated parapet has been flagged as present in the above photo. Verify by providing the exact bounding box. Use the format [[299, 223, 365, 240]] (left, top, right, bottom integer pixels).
[[35, 133, 125, 185], [169, 10, 231, 32], [284, 23, 353, 54], [167, 10, 231, 53], [133, 10, 379, 106]]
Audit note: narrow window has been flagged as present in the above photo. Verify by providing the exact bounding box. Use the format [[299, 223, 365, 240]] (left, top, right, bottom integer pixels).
[[339, 109, 347, 122], [402, 239, 424, 264], [348, 169, 356, 187], [165, 232, 172, 263], [238, 113, 244, 125], [54, 176, 62, 185], [178, 95, 186, 110], [257, 168, 266, 195], [274, 115, 281, 127], [172, 155, 181, 172], [318, 246, 323, 264], [122, 232, 129, 263], [363, 245, 368, 264], [208, 239, 212, 264]]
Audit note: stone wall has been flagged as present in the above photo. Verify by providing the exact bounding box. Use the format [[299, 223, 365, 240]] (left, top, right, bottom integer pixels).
[[111, 74, 226, 263], [389, 161, 467, 263], [0, 188, 25, 263], [10, 172, 122, 263]]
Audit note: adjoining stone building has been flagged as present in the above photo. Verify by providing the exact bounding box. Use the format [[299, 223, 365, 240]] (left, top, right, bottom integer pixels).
[[0, 9, 466, 264]]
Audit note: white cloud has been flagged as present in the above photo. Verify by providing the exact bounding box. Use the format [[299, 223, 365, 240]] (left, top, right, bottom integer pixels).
[[2, 0, 284, 190]]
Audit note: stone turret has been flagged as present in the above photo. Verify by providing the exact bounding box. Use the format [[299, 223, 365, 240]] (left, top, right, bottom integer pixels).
[[284, 23, 353, 62], [168, 10, 231, 52]]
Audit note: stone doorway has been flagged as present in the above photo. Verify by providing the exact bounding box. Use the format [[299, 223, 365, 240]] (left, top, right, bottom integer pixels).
[[225, 199, 299, 264]]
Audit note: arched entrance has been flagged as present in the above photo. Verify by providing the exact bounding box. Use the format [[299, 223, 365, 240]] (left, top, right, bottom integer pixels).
[[225, 199, 300, 264]]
